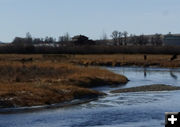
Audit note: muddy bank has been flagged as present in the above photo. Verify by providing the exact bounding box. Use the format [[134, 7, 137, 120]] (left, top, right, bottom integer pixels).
[[111, 84, 180, 93]]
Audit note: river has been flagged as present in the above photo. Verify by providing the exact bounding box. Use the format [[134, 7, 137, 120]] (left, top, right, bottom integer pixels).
[[0, 67, 180, 127]]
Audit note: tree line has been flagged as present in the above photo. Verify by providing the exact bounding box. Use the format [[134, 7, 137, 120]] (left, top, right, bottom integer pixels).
[[11, 31, 164, 47], [0, 31, 178, 54], [110, 30, 163, 46], [12, 32, 71, 45]]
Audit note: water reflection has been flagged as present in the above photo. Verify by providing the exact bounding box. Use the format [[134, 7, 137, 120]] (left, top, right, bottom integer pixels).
[[143, 68, 178, 80], [107, 66, 180, 88], [144, 67, 147, 78], [170, 71, 178, 80]]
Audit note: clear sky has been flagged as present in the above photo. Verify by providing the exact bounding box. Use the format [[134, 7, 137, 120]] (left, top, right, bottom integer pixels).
[[0, 0, 180, 42]]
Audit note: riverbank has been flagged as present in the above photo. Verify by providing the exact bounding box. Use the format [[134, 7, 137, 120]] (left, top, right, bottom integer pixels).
[[111, 84, 180, 93], [0, 56, 128, 109]]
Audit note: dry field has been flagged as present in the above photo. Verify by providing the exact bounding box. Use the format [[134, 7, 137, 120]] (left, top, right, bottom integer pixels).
[[68, 54, 180, 67], [1, 54, 180, 67], [0, 54, 128, 108]]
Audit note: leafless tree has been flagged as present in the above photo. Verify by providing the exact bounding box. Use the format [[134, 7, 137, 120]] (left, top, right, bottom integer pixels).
[[102, 32, 108, 41], [123, 31, 128, 45], [58, 32, 71, 42], [118, 32, 123, 45], [26, 32, 33, 44], [154, 33, 163, 46], [111, 30, 125, 45]]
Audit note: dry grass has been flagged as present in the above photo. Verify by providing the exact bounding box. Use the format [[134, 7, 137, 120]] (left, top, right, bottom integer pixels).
[[0, 54, 128, 108], [1, 54, 179, 68], [68, 54, 180, 67], [0, 61, 128, 86], [0, 83, 104, 108]]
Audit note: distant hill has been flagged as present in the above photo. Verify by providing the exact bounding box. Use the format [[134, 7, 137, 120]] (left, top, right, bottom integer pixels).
[[0, 41, 4, 44]]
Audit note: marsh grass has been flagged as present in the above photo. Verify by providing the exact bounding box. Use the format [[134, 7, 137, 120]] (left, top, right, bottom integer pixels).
[[0, 83, 104, 107], [0, 55, 128, 107], [68, 54, 180, 67]]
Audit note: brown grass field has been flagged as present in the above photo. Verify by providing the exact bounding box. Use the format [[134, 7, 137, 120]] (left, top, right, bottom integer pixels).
[[0, 54, 128, 108], [1, 54, 180, 67], [68, 54, 180, 67]]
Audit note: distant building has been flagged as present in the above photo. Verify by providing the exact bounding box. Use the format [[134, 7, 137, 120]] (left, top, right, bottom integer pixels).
[[164, 34, 180, 46], [72, 35, 89, 42], [72, 35, 95, 45]]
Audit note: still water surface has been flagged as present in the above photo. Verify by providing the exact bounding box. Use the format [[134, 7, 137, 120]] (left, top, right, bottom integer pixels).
[[0, 67, 180, 127]]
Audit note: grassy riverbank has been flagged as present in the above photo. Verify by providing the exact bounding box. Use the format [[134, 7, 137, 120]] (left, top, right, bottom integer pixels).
[[0, 55, 128, 108]]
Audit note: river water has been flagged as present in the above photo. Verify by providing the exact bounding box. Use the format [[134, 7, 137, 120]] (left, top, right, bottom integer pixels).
[[1, 67, 180, 127]]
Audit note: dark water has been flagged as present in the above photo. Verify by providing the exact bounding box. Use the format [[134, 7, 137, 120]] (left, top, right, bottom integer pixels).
[[1, 67, 180, 127]]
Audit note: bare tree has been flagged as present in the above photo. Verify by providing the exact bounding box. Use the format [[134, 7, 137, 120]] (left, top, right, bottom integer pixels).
[[58, 36, 66, 42], [58, 32, 71, 42], [128, 34, 134, 45], [111, 30, 119, 45], [123, 31, 128, 45], [137, 34, 149, 45], [102, 32, 108, 41], [150, 36, 155, 46], [64, 32, 71, 41], [44, 36, 55, 43], [118, 32, 123, 45], [154, 33, 163, 46], [26, 32, 33, 44], [26, 32, 32, 39]]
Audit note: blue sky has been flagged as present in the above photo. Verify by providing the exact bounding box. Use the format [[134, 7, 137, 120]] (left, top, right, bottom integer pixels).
[[0, 0, 180, 42]]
